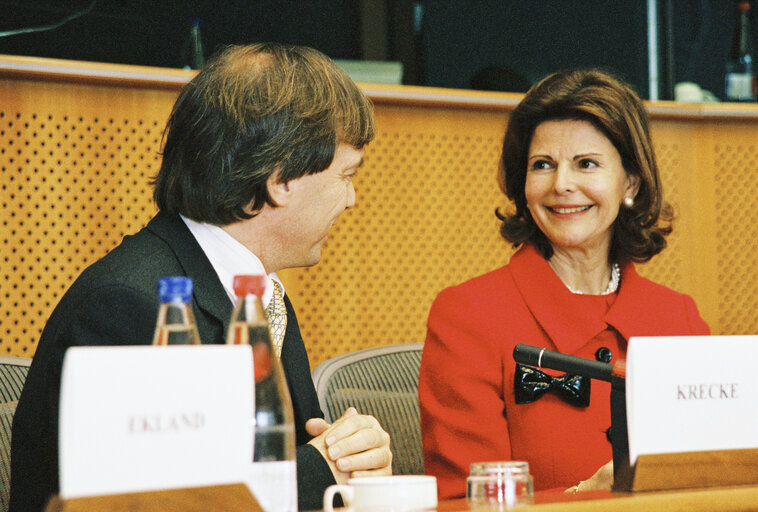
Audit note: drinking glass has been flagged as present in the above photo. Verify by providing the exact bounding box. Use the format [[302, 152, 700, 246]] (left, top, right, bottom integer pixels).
[[466, 461, 534, 509]]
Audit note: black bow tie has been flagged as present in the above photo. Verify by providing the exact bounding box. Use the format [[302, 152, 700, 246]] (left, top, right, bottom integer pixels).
[[514, 363, 590, 407]]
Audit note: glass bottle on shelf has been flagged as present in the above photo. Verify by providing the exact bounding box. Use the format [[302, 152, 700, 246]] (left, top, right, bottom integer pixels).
[[181, 17, 205, 70], [152, 276, 202, 345], [227, 274, 296, 512], [726, 0, 757, 102]]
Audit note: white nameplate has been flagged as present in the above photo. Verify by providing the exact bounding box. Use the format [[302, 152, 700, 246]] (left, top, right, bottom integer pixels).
[[626, 335, 758, 464], [59, 345, 254, 498]]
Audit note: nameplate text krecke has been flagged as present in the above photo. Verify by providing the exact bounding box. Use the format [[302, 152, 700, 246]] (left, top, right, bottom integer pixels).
[[59, 345, 254, 498], [626, 335, 758, 464]]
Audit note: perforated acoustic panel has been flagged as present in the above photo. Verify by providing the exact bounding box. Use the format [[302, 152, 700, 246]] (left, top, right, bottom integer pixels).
[[711, 127, 758, 333], [638, 120, 758, 335], [1, 71, 757, 366], [1, 78, 169, 355], [634, 123, 692, 289], [279, 105, 513, 366]]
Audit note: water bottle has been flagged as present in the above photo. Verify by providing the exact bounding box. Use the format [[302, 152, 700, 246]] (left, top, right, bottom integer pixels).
[[725, 0, 757, 101], [227, 275, 297, 512], [152, 276, 202, 345]]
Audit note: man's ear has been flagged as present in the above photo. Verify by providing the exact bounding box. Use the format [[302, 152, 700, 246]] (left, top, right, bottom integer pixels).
[[267, 172, 293, 207]]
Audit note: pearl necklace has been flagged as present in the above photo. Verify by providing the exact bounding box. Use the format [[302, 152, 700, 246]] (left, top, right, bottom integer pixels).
[[564, 263, 621, 296]]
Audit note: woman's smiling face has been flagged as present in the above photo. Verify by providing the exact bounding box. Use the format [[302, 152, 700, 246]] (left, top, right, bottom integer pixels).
[[525, 119, 639, 256]]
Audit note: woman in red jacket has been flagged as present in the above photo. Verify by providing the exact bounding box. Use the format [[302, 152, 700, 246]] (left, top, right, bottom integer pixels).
[[419, 69, 709, 499]]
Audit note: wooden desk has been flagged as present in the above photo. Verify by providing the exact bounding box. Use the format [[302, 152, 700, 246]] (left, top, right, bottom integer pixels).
[[438, 485, 758, 511], [43, 483, 758, 511], [46, 483, 262, 512]]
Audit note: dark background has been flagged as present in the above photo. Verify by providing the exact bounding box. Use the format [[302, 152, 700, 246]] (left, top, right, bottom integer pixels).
[[0, 0, 754, 101]]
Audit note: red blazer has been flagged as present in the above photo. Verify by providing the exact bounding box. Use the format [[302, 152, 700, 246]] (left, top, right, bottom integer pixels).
[[419, 244, 709, 499]]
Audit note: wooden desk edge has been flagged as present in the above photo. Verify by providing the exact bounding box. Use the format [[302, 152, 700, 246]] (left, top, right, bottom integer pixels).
[[3, 54, 758, 119], [45, 483, 262, 512], [437, 484, 758, 511]]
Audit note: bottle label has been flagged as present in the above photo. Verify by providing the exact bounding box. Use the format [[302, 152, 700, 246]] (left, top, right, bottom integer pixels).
[[726, 72, 757, 100], [246, 460, 297, 512]]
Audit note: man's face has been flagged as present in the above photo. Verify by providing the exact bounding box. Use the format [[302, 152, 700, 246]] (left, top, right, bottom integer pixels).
[[279, 142, 364, 268]]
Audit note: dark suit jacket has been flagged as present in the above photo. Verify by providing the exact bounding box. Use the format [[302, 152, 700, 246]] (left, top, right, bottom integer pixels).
[[11, 212, 334, 512]]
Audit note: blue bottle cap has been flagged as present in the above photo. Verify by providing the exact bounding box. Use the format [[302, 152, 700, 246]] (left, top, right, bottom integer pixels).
[[158, 276, 193, 303]]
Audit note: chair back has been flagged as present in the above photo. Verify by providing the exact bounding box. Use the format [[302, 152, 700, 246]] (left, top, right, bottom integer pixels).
[[312, 343, 424, 475], [0, 356, 31, 512]]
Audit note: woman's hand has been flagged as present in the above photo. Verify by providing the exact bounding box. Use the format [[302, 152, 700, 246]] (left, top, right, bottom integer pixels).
[[566, 460, 613, 493], [307, 407, 392, 484]]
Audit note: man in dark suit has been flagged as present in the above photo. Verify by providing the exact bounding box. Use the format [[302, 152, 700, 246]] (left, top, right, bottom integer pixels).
[[11, 43, 392, 512]]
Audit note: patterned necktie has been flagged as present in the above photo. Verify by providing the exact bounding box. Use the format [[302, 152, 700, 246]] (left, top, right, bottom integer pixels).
[[265, 280, 287, 357]]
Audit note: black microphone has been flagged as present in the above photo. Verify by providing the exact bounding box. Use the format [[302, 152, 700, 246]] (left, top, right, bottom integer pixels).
[[514, 344, 630, 482], [513, 344, 624, 384]]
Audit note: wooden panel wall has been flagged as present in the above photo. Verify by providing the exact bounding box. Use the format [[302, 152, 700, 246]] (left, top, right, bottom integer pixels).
[[1, 57, 757, 368], [279, 100, 513, 365]]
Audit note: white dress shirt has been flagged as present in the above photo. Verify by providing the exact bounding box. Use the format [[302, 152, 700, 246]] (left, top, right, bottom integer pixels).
[[181, 215, 284, 309]]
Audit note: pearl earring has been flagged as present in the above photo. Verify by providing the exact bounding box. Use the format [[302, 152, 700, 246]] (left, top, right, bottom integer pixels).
[[623, 196, 634, 208]]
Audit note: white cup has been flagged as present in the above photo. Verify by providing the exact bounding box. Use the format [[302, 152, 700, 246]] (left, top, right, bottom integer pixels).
[[323, 475, 437, 512]]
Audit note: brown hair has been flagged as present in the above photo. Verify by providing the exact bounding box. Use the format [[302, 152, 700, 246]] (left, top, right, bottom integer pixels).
[[497, 69, 672, 262], [154, 43, 374, 224]]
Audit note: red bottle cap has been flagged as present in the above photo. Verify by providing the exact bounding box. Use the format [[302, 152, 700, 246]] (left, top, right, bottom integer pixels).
[[232, 275, 266, 297], [738, 1, 750, 12]]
